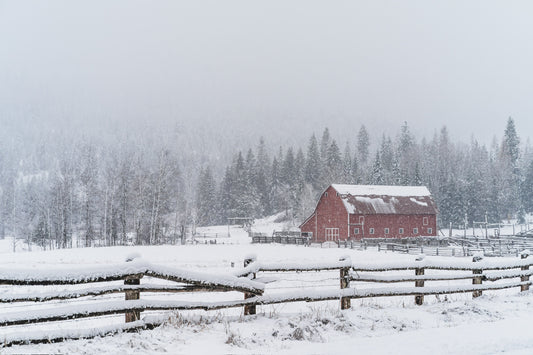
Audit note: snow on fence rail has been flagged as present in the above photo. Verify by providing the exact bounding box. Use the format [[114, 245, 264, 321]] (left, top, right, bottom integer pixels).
[[1, 252, 532, 346], [335, 237, 533, 257]]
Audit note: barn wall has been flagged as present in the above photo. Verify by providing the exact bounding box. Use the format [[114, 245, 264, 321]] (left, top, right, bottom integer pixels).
[[348, 214, 437, 239], [313, 186, 349, 242], [300, 185, 438, 242], [300, 214, 316, 241]]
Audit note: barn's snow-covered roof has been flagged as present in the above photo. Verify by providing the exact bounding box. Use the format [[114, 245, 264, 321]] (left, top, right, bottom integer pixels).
[[331, 184, 431, 197], [330, 184, 437, 215]]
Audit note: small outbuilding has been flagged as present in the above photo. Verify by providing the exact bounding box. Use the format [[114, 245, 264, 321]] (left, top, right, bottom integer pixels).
[[300, 184, 438, 242]]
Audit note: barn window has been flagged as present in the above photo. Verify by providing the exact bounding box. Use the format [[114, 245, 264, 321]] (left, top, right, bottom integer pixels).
[[413, 227, 419, 234], [423, 217, 428, 226], [325, 228, 339, 241], [427, 228, 433, 234], [369, 228, 375, 235], [399, 228, 404, 234], [359, 216, 365, 224], [324, 192, 328, 197], [354, 228, 360, 234], [384, 228, 390, 234]]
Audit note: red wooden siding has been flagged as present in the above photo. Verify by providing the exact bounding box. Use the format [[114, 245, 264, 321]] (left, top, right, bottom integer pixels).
[[301, 186, 349, 242], [300, 184, 438, 243]]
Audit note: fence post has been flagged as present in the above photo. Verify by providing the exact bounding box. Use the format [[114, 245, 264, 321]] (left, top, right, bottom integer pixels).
[[521, 250, 530, 292], [472, 253, 483, 298], [244, 255, 257, 315], [124, 254, 142, 323], [415, 254, 425, 305], [339, 256, 351, 310]]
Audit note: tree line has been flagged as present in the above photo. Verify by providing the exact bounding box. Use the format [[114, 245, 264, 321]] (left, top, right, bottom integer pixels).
[[197, 118, 533, 229], [0, 132, 185, 250], [0, 117, 532, 250]]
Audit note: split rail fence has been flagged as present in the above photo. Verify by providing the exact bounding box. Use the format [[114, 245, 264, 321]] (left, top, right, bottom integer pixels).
[[338, 236, 533, 257], [1, 252, 532, 346]]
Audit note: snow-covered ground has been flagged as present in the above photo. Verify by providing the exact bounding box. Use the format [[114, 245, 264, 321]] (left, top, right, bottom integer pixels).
[[1, 218, 532, 354]]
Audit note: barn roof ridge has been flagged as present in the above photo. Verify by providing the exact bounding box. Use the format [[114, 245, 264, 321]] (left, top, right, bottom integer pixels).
[[328, 184, 436, 215], [330, 184, 431, 198]]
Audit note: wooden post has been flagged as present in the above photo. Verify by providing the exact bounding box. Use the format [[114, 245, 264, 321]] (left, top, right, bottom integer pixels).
[[125, 276, 141, 322], [472, 254, 483, 298], [415, 255, 425, 305], [244, 255, 257, 315], [124, 255, 142, 323], [339, 256, 351, 310], [521, 251, 530, 292], [415, 267, 424, 305]]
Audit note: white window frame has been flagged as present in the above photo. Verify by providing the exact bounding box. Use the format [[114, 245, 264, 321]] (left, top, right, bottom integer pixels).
[[399, 228, 404, 234], [325, 227, 339, 241], [427, 228, 433, 234], [413, 227, 419, 234], [369, 228, 375, 235], [354, 228, 360, 235], [384, 228, 390, 234], [359, 216, 365, 224], [423, 217, 429, 226]]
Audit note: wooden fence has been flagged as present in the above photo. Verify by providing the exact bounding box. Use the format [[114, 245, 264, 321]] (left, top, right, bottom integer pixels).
[[250, 231, 310, 245], [336, 236, 533, 257], [0, 258, 264, 346], [1, 252, 532, 346]]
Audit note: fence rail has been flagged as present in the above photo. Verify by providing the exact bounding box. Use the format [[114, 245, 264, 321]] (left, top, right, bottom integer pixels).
[[333, 236, 533, 257], [1, 252, 532, 347]]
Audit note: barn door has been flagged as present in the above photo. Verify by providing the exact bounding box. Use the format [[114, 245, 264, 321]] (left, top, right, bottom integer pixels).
[[325, 228, 339, 241]]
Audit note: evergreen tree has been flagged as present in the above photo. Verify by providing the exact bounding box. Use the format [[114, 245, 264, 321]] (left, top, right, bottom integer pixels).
[[371, 151, 384, 185], [413, 162, 422, 186], [325, 139, 342, 184], [342, 142, 352, 183], [232, 151, 254, 217], [398, 121, 414, 159], [351, 153, 360, 184], [282, 147, 299, 215], [255, 137, 271, 216], [357, 125, 370, 166], [502, 117, 520, 168], [487, 163, 503, 223], [438, 175, 465, 227], [304, 134, 321, 190], [522, 159, 533, 213], [294, 148, 306, 205], [196, 166, 218, 226], [269, 155, 285, 214], [499, 117, 521, 218], [244, 149, 261, 217], [379, 135, 394, 183], [319, 128, 331, 164], [218, 166, 235, 222], [281, 147, 296, 185]]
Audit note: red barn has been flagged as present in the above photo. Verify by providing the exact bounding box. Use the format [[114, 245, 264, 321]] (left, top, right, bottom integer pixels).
[[300, 184, 438, 242]]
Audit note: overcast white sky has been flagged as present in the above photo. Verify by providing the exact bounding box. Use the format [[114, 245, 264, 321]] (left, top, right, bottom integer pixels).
[[1, 0, 532, 145]]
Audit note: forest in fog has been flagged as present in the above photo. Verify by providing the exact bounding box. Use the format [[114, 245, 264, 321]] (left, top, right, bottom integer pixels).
[[1, 117, 532, 249]]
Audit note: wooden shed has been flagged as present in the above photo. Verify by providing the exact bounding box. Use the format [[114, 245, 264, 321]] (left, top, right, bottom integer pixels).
[[299, 184, 438, 242]]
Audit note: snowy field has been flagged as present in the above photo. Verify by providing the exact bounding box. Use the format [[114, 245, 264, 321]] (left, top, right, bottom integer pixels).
[[1, 221, 533, 354]]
